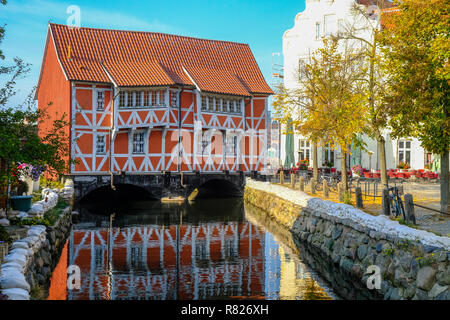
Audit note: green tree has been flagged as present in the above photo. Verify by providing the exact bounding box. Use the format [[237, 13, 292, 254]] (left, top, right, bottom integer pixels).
[[380, 0, 450, 213], [0, 0, 70, 211]]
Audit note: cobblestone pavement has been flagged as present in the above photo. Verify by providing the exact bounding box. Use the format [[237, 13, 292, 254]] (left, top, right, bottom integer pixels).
[[276, 180, 450, 237]]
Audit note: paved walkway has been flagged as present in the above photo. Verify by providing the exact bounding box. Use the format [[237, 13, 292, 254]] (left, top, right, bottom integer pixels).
[[275, 180, 450, 237]]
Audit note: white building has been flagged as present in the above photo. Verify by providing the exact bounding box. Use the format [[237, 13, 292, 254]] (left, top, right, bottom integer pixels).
[[280, 0, 439, 172]]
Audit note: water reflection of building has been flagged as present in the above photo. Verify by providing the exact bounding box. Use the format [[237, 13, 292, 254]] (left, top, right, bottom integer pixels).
[[278, 246, 332, 300], [68, 222, 264, 300]]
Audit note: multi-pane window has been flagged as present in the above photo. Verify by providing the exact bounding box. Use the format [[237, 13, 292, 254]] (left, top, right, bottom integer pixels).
[[135, 91, 142, 106], [228, 100, 235, 113], [235, 100, 241, 113], [398, 139, 411, 164], [208, 97, 215, 111], [127, 91, 134, 107], [226, 135, 238, 155], [199, 94, 243, 114], [143, 91, 150, 107], [119, 90, 169, 108], [170, 90, 178, 108], [158, 90, 166, 107], [132, 132, 145, 154], [216, 98, 223, 112], [298, 139, 310, 161], [201, 96, 208, 111], [119, 91, 126, 107], [96, 91, 105, 111], [96, 135, 106, 155]]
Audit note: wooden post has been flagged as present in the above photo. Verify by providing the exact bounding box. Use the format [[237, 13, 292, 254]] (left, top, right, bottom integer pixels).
[[310, 178, 316, 194], [280, 171, 284, 185], [404, 193, 416, 225], [291, 173, 295, 188], [382, 189, 391, 215], [299, 176, 304, 192], [355, 187, 363, 208], [323, 179, 329, 198]]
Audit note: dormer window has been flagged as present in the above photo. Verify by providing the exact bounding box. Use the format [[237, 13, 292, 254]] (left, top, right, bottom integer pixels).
[[199, 94, 243, 115], [118, 89, 168, 108]]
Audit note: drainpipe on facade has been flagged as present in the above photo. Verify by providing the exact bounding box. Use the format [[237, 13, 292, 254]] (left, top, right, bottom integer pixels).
[[177, 87, 184, 173], [109, 88, 120, 191]]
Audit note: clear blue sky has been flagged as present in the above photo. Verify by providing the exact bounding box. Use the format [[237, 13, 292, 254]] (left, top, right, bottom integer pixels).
[[0, 0, 306, 108]]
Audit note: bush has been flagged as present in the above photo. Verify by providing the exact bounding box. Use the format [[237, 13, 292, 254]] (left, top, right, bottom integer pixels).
[[10, 198, 69, 227], [40, 177, 64, 190], [343, 191, 352, 205], [0, 225, 12, 243]]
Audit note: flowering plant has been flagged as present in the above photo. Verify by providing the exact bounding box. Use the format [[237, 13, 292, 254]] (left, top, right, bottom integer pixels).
[[16, 163, 47, 181], [397, 161, 410, 170], [297, 159, 309, 170], [351, 165, 363, 176]]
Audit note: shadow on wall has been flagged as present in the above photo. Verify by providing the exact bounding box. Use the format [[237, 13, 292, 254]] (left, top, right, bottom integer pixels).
[[196, 179, 243, 199]]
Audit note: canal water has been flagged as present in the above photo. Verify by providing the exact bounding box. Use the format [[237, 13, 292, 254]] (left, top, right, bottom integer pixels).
[[46, 198, 339, 300]]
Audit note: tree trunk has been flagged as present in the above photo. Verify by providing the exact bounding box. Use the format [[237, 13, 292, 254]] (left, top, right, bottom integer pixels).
[[376, 134, 388, 187], [313, 144, 318, 181], [341, 151, 348, 191], [441, 151, 449, 214]]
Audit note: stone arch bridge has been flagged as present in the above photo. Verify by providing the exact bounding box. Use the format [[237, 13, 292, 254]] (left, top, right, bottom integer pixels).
[[72, 172, 264, 204]]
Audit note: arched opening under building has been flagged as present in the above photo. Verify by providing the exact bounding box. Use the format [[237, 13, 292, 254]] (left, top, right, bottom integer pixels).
[[195, 179, 242, 199]]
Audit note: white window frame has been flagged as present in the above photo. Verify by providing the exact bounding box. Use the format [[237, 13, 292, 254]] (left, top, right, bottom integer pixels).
[[298, 139, 310, 161], [225, 134, 237, 156], [96, 90, 105, 111], [398, 139, 412, 164], [95, 134, 107, 155], [132, 131, 146, 154], [322, 144, 335, 166]]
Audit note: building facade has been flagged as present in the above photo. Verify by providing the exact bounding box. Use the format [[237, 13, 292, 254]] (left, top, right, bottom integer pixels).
[[280, 0, 441, 171], [36, 24, 272, 176]]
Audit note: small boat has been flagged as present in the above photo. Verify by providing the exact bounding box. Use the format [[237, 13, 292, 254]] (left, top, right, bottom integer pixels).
[[161, 196, 186, 203]]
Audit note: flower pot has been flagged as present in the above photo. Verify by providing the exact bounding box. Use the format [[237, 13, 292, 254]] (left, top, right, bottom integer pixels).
[[10, 195, 33, 212]]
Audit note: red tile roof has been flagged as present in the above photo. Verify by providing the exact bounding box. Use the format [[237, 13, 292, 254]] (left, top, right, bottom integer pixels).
[[183, 65, 251, 97], [102, 60, 175, 87], [46, 23, 273, 96]]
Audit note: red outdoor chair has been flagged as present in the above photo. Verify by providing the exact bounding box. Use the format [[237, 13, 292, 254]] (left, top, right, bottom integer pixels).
[[396, 172, 405, 179]]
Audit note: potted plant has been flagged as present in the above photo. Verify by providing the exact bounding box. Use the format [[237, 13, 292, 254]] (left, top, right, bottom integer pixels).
[[351, 164, 363, 178], [297, 159, 309, 170], [397, 161, 410, 172]]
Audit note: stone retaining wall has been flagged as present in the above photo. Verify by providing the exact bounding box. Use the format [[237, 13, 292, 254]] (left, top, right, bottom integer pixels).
[[244, 179, 449, 300], [0, 208, 72, 299]]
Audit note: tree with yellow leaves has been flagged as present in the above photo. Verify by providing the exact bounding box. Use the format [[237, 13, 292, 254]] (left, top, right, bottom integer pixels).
[[273, 38, 369, 190], [380, 0, 450, 213]]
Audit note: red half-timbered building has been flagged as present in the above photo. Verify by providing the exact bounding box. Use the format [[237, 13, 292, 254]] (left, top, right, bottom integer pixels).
[[36, 24, 272, 175]]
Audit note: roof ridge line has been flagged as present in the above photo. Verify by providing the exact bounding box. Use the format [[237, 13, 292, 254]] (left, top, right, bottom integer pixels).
[[49, 23, 250, 47]]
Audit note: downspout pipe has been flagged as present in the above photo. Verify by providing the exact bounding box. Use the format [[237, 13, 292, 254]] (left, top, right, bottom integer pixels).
[[109, 88, 120, 191]]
